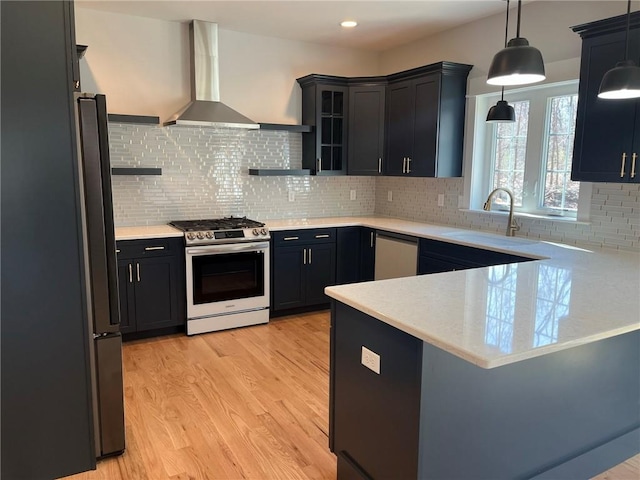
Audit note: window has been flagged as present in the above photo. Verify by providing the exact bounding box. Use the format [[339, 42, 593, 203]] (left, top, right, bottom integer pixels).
[[470, 81, 589, 219]]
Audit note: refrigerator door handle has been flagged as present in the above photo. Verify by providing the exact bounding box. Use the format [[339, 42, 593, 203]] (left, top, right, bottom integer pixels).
[[94, 95, 120, 327], [76, 94, 120, 332]]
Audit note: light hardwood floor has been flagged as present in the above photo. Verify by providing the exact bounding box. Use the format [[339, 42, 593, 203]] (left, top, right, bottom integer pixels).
[[65, 311, 638, 480]]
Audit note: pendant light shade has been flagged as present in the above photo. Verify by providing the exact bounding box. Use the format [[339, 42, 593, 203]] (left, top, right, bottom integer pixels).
[[487, 98, 516, 122], [487, 0, 516, 123], [487, 0, 545, 86], [598, 1, 640, 100]]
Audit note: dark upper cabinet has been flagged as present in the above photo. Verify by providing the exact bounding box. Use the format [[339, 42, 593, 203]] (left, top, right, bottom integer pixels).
[[571, 12, 640, 183], [297, 63, 471, 178], [385, 62, 472, 178], [116, 238, 185, 335], [297, 75, 349, 175], [386, 79, 414, 176], [348, 84, 386, 175]]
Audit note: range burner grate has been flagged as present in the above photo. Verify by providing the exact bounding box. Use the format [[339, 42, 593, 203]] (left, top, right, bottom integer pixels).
[[169, 216, 265, 232]]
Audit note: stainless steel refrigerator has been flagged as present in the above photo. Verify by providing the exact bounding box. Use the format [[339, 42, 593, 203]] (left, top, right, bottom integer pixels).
[[74, 92, 126, 458]]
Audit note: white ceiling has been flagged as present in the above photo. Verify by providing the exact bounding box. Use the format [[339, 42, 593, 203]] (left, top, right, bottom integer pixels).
[[76, 0, 522, 51]]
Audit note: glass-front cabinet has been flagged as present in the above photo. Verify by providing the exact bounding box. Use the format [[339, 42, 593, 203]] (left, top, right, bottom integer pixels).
[[297, 75, 348, 175]]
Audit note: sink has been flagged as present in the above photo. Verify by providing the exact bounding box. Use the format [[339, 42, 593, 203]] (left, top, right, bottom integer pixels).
[[441, 231, 539, 248]]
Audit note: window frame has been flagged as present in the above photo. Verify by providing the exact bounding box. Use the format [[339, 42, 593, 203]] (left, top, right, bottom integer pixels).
[[469, 80, 592, 221]]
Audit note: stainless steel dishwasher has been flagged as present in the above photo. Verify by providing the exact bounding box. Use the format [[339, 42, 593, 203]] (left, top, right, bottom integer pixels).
[[374, 232, 418, 280]]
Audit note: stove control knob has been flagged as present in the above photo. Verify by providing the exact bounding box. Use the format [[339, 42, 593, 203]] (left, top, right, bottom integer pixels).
[[196, 232, 204, 239], [205, 231, 213, 239], [260, 228, 268, 236], [252, 229, 259, 236], [186, 232, 195, 240]]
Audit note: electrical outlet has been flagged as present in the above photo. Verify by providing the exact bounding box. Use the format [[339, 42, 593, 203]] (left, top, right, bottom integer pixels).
[[387, 190, 393, 202], [361, 346, 381, 374], [288, 191, 295, 202], [350, 189, 357, 201], [458, 195, 464, 208], [437, 194, 445, 207]]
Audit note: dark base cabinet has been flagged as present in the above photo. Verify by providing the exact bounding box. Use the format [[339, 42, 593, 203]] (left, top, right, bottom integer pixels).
[[116, 237, 185, 335], [336, 227, 375, 285], [271, 229, 336, 312], [417, 237, 533, 274], [330, 302, 640, 480]]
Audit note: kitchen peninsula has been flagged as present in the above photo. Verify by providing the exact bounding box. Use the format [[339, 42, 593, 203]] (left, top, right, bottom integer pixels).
[[322, 220, 640, 480]]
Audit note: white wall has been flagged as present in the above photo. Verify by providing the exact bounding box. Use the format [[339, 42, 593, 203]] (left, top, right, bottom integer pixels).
[[380, 1, 631, 95], [74, 8, 380, 124]]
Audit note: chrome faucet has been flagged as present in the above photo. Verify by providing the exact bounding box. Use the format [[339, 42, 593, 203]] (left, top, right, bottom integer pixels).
[[483, 187, 520, 237]]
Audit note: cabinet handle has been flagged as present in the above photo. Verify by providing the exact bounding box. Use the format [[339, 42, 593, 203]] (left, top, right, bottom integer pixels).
[[315, 234, 330, 238], [631, 153, 637, 179], [378, 158, 382, 174], [402, 157, 406, 173], [317, 158, 322, 173], [144, 246, 165, 251], [128, 264, 133, 284], [116, 249, 121, 253], [308, 248, 312, 265], [136, 263, 141, 282], [283, 236, 299, 241], [370, 231, 374, 248], [406, 157, 411, 174], [303, 248, 307, 265], [620, 152, 627, 178]]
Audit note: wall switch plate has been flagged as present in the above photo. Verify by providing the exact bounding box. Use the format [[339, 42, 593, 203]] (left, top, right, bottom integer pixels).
[[361, 346, 381, 374], [437, 194, 445, 207], [350, 189, 356, 201], [458, 195, 464, 208], [288, 191, 295, 202], [387, 190, 393, 202]]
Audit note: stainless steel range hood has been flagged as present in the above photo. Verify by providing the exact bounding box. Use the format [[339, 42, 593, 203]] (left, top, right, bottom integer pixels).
[[164, 21, 259, 129]]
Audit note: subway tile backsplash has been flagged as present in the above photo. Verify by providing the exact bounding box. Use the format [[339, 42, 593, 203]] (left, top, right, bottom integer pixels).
[[109, 123, 375, 224], [375, 177, 640, 252], [109, 123, 639, 252]]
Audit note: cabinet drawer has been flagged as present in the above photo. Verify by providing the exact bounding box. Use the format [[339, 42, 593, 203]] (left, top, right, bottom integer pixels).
[[116, 237, 183, 259], [273, 228, 336, 246]]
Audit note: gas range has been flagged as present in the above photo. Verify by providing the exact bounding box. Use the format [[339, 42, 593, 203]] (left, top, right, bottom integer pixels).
[[169, 216, 270, 245]]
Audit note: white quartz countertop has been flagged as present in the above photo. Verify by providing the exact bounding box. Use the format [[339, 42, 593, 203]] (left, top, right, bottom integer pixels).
[[308, 218, 640, 369], [115, 216, 639, 369], [115, 225, 183, 240]]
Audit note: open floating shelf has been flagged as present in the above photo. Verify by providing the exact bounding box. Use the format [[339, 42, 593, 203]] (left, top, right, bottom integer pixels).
[[259, 123, 313, 133], [107, 114, 160, 125], [111, 168, 162, 176], [248, 169, 312, 176]]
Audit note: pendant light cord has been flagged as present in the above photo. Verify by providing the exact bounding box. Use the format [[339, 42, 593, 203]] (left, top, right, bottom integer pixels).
[[624, 0, 631, 61], [504, 0, 510, 48], [516, 0, 522, 38], [501, 0, 510, 101]]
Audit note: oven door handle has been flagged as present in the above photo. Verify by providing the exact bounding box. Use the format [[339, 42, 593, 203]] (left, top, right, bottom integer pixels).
[[186, 242, 270, 255]]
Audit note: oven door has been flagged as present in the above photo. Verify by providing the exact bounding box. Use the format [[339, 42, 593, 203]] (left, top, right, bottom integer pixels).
[[185, 242, 270, 319]]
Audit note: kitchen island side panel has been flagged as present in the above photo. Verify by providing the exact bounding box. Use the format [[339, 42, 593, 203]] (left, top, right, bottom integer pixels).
[[419, 330, 640, 479], [330, 301, 639, 479], [331, 302, 422, 479]]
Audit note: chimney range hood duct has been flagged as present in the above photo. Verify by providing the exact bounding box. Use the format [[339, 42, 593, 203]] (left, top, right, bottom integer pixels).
[[164, 21, 259, 129]]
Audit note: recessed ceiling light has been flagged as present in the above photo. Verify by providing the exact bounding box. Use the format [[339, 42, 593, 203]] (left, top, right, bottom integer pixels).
[[340, 20, 358, 28]]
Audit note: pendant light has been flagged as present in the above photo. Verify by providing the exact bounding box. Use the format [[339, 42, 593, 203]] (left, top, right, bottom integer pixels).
[[487, 0, 516, 122], [487, 0, 545, 86], [598, 0, 640, 99]]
